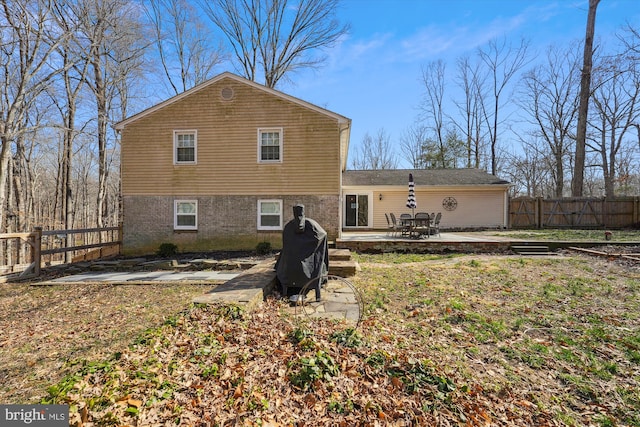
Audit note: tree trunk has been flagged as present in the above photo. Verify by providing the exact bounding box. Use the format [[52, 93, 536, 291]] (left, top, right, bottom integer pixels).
[[572, 0, 600, 196], [0, 137, 10, 232], [93, 50, 109, 230]]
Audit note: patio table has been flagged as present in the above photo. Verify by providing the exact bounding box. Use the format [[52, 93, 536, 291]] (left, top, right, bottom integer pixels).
[[400, 217, 430, 239]]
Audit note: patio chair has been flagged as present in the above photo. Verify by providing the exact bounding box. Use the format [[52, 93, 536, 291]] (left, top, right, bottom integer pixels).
[[389, 213, 409, 237], [384, 213, 395, 236], [414, 212, 431, 238], [398, 213, 412, 236], [432, 212, 442, 237], [429, 212, 436, 230]]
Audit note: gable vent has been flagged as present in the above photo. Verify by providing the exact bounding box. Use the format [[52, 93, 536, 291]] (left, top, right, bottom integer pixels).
[[221, 87, 234, 100]]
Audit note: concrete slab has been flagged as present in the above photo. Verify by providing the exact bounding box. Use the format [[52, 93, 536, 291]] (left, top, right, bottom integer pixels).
[[43, 270, 239, 284]]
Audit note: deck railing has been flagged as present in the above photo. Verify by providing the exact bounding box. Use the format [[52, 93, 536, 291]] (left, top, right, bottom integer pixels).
[[0, 226, 122, 282]]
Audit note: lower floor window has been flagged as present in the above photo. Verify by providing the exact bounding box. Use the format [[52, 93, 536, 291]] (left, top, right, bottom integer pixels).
[[175, 200, 197, 230], [258, 199, 282, 230]]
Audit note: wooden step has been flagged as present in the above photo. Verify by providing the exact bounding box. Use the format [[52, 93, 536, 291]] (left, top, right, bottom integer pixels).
[[329, 260, 360, 277], [516, 251, 557, 256], [276, 248, 359, 277], [329, 248, 352, 261], [511, 245, 553, 256]]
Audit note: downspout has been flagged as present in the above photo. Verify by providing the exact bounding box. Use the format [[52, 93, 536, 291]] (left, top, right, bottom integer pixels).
[[338, 128, 344, 240], [339, 169, 343, 239]]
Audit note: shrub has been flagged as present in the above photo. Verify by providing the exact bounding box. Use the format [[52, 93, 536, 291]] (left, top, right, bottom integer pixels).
[[157, 242, 178, 257], [256, 241, 272, 255]]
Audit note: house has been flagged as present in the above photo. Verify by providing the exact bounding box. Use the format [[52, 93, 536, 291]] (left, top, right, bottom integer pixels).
[[115, 72, 351, 255], [342, 169, 511, 230], [116, 72, 511, 255]]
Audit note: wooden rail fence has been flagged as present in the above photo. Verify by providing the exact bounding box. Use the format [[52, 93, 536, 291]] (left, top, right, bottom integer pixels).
[[0, 226, 122, 282], [509, 197, 640, 229]]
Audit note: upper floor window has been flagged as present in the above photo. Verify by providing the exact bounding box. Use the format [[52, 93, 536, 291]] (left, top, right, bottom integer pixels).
[[174, 130, 197, 164], [174, 200, 197, 230], [257, 199, 283, 230], [258, 128, 282, 163]]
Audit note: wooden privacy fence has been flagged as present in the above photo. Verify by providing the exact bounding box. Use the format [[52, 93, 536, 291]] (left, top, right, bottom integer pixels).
[[509, 197, 640, 229], [0, 225, 122, 282]]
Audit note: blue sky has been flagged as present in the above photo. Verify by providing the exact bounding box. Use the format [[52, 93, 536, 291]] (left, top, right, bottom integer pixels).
[[278, 0, 639, 169]]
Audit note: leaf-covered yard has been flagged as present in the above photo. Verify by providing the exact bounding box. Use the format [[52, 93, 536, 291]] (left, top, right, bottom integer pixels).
[[1, 252, 639, 426]]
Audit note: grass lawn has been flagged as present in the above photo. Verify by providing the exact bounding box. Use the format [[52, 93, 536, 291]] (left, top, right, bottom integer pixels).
[[486, 228, 640, 242], [1, 251, 639, 426]]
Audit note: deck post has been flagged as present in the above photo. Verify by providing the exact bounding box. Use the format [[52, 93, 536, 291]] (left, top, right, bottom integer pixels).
[[33, 227, 42, 276]]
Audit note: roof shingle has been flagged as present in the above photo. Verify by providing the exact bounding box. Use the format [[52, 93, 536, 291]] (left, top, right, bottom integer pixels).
[[342, 169, 510, 186]]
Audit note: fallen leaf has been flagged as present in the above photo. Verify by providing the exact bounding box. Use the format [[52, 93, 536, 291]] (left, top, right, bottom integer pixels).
[[233, 385, 243, 398], [127, 398, 142, 408], [391, 377, 403, 389]]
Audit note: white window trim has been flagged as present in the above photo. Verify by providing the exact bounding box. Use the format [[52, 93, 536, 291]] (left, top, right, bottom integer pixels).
[[173, 130, 197, 165], [174, 200, 198, 230], [257, 199, 283, 230], [257, 127, 283, 163]]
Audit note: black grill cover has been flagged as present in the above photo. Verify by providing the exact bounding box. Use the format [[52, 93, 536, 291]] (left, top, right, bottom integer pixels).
[[275, 205, 328, 294]]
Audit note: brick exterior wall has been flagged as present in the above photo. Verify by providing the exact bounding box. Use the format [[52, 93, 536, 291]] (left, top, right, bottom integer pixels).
[[122, 195, 339, 255]]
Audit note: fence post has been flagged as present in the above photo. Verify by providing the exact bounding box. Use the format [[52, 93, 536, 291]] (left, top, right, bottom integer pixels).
[[64, 230, 72, 263], [33, 227, 42, 276], [536, 197, 542, 228], [118, 223, 123, 256]]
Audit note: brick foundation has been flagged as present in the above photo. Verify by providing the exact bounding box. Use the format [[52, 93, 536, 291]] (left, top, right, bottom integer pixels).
[[122, 195, 339, 255]]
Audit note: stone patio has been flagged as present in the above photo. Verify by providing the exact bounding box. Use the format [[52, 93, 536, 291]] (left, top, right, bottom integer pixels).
[[193, 250, 362, 325]]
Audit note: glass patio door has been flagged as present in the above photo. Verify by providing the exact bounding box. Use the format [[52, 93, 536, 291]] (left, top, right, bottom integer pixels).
[[345, 194, 369, 227]]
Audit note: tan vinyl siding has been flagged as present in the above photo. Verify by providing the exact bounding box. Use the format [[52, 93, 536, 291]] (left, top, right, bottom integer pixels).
[[351, 187, 507, 229], [121, 78, 341, 196]]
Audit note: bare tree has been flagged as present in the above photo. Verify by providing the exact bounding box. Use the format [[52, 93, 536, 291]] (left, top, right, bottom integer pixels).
[[350, 129, 397, 170], [0, 0, 73, 232], [47, 3, 93, 260], [619, 24, 640, 155], [73, 0, 146, 228], [453, 55, 487, 169], [502, 143, 552, 197], [419, 60, 447, 168], [201, 0, 349, 88], [572, 0, 600, 196], [147, 0, 225, 94], [477, 37, 530, 175], [518, 44, 581, 197], [399, 123, 429, 169], [589, 54, 640, 198], [619, 23, 640, 65]]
